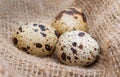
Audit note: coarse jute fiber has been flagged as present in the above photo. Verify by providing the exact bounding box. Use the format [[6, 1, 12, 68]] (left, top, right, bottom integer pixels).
[[0, 57, 22, 77], [0, 0, 120, 77]]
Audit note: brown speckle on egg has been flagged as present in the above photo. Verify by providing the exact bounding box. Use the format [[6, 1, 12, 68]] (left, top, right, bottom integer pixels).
[[25, 23, 28, 25], [61, 52, 66, 61], [74, 16, 78, 19], [88, 57, 91, 60], [39, 25, 46, 31], [94, 48, 97, 50], [27, 46, 30, 49], [22, 47, 28, 51], [33, 24, 37, 26], [64, 10, 74, 15], [55, 11, 65, 20], [71, 47, 77, 55], [12, 38, 18, 45], [95, 56, 99, 59], [61, 46, 66, 50], [18, 27, 22, 32], [16, 32, 19, 34], [81, 13, 87, 22], [45, 44, 52, 51], [72, 42, 77, 47], [86, 62, 90, 64], [79, 44, 83, 50], [33, 29, 38, 32], [34, 43, 42, 48], [65, 8, 81, 15], [78, 32, 85, 37], [74, 56, 78, 60], [54, 20, 57, 23], [73, 27, 76, 30], [42, 49, 45, 52], [67, 56, 71, 60], [40, 32, 47, 37], [74, 61, 76, 63]]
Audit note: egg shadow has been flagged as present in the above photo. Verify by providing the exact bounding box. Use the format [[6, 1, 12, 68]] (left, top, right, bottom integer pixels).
[[83, 56, 100, 68]]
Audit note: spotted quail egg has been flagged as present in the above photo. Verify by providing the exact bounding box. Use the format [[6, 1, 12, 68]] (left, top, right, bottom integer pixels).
[[52, 7, 88, 35], [55, 30, 100, 66], [12, 22, 59, 57]]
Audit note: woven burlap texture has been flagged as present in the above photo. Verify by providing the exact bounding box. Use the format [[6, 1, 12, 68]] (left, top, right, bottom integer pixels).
[[0, 57, 22, 77], [0, 0, 119, 77]]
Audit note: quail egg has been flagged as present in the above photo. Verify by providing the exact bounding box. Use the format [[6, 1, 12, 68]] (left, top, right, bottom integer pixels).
[[52, 7, 88, 34], [55, 30, 100, 66], [12, 22, 59, 57]]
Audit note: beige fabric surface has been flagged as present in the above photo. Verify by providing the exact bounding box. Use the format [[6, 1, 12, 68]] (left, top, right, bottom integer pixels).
[[0, 57, 22, 77], [0, 0, 120, 77]]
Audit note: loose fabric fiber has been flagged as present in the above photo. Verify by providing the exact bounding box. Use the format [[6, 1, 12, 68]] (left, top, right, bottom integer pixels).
[[0, 0, 120, 77]]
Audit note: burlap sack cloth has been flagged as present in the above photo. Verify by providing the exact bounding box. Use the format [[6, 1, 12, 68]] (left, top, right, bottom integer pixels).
[[0, 0, 119, 77], [0, 57, 22, 77]]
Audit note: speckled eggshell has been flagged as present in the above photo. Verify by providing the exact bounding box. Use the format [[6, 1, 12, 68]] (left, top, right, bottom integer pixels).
[[55, 30, 100, 66], [52, 7, 88, 34], [12, 22, 59, 57]]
